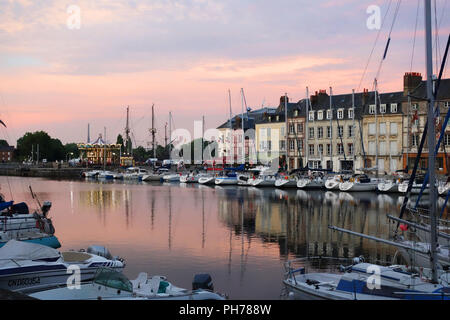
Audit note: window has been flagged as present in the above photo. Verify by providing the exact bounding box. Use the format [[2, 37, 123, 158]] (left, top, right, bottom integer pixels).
[[391, 103, 398, 113], [309, 127, 315, 139], [412, 134, 419, 147], [327, 126, 332, 138], [390, 141, 397, 154], [309, 111, 315, 121], [445, 134, 450, 146], [369, 104, 376, 114], [348, 125, 354, 138], [276, 115, 279, 121], [412, 103, 418, 110], [297, 123, 303, 133], [297, 139, 303, 151], [369, 123, 376, 135], [280, 140, 286, 150], [445, 102, 450, 108], [380, 104, 386, 114], [369, 141, 376, 155], [309, 144, 315, 156], [380, 141, 386, 155], [289, 124, 295, 134], [348, 143, 354, 155], [268, 141, 272, 151], [337, 109, 344, 119], [318, 144, 324, 155], [390, 122, 398, 135], [380, 122, 386, 135], [294, 110, 299, 117], [337, 143, 344, 155], [326, 110, 333, 120], [289, 139, 295, 151], [326, 144, 332, 155], [318, 111, 323, 120], [267, 128, 271, 137], [318, 127, 324, 139], [338, 126, 343, 137], [348, 108, 354, 119]]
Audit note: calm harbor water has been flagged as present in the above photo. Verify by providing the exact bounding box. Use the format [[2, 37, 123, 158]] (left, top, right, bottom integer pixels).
[[2, 176, 449, 299]]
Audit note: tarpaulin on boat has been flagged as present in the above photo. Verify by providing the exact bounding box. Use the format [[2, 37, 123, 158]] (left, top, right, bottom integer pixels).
[[0, 240, 60, 261]]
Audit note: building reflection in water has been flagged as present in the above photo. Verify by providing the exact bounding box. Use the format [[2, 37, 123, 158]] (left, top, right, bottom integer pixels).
[[216, 187, 450, 269]]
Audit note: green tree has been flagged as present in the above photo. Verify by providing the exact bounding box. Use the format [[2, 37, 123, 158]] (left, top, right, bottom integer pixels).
[[16, 131, 65, 162], [0, 140, 9, 147], [133, 146, 151, 162], [116, 134, 124, 154], [64, 143, 80, 159]]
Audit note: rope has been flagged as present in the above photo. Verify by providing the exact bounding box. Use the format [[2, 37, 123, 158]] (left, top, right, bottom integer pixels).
[[410, 0, 420, 72]]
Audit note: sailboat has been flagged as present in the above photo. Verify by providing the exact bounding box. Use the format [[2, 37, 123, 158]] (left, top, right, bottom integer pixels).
[[283, 0, 450, 299]]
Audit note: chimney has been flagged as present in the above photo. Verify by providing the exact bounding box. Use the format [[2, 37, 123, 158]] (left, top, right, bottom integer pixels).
[[317, 89, 329, 105], [403, 72, 422, 96], [280, 95, 289, 106], [362, 88, 369, 106], [310, 91, 319, 106]]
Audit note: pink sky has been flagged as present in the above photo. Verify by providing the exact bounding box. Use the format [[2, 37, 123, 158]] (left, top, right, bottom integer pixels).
[[0, 0, 448, 147]]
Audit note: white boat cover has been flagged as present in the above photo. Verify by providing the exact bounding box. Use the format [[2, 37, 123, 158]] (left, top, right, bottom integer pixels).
[[0, 240, 60, 261]]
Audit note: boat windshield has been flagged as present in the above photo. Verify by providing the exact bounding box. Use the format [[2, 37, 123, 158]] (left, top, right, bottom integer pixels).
[[93, 268, 133, 292]]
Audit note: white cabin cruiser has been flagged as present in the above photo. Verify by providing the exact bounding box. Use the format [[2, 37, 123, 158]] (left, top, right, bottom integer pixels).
[[438, 178, 450, 196], [123, 167, 148, 180], [339, 174, 378, 192], [29, 268, 226, 300], [283, 258, 450, 300], [251, 175, 277, 187], [297, 175, 325, 190], [377, 177, 403, 193], [162, 173, 182, 183], [198, 175, 216, 185], [325, 175, 347, 190], [98, 171, 114, 180], [180, 172, 209, 184], [0, 240, 124, 294], [275, 175, 298, 188], [398, 176, 430, 194], [83, 170, 101, 179], [215, 172, 238, 185]]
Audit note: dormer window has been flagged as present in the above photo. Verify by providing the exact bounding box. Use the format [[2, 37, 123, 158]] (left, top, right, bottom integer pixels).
[[309, 111, 315, 121], [276, 115, 279, 121], [390, 103, 398, 113], [326, 110, 332, 120], [348, 108, 354, 119], [380, 104, 386, 114], [294, 110, 299, 117], [318, 110, 323, 120], [369, 104, 376, 114], [337, 109, 344, 119]]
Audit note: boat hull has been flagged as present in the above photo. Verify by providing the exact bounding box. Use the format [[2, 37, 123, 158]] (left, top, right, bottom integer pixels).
[[0, 235, 61, 249]]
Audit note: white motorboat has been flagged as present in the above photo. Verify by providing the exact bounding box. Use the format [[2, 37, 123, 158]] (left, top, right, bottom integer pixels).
[[112, 172, 124, 180], [180, 172, 209, 184], [0, 240, 124, 294], [29, 268, 226, 300], [215, 173, 238, 185], [325, 175, 347, 190], [198, 175, 216, 185], [237, 174, 251, 186], [123, 167, 148, 180], [98, 171, 114, 180], [297, 176, 325, 190], [398, 178, 430, 194], [377, 177, 402, 193], [438, 179, 450, 196], [162, 173, 182, 183], [283, 259, 450, 300], [83, 170, 101, 179], [339, 175, 378, 192], [275, 176, 298, 188], [251, 175, 277, 187], [142, 168, 168, 182]]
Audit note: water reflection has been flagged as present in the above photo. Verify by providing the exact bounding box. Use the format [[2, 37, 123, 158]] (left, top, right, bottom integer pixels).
[[5, 176, 448, 299]]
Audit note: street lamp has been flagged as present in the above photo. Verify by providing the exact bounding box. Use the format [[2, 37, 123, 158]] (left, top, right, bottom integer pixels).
[[66, 152, 74, 163]]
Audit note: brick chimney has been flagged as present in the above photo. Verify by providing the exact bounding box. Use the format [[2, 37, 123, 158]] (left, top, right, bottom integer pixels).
[[362, 88, 369, 106], [403, 72, 422, 96], [280, 96, 289, 106]]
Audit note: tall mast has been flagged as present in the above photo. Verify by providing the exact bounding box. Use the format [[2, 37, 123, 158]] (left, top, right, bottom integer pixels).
[[374, 79, 379, 178], [168, 111, 172, 161], [241, 88, 245, 165], [352, 89, 356, 169], [424, 0, 438, 284], [87, 123, 90, 143], [285, 92, 288, 171], [151, 104, 156, 158], [125, 106, 130, 155], [305, 87, 310, 168], [228, 89, 232, 165], [329, 87, 333, 171], [407, 93, 411, 171], [202, 115, 205, 163]]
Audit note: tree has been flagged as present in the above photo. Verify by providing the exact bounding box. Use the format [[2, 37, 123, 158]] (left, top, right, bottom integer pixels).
[[116, 134, 124, 154], [0, 140, 9, 147], [64, 143, 80, 158], [16, 131, 65, 162]]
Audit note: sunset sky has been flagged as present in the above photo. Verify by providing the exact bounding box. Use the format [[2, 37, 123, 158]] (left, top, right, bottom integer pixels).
[[0, 0, 449, 147]]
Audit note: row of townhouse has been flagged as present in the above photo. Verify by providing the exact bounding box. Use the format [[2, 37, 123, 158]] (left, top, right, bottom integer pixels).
[[216, 72, 450, 174]]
